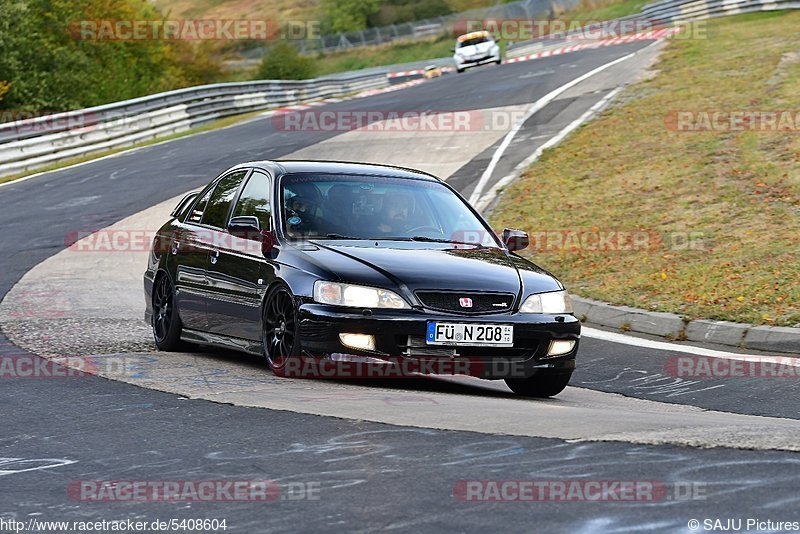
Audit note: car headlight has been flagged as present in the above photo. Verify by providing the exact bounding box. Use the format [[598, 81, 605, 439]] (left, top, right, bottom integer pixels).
[[313, 281, 410, 309], [519, 290, 573, 314]]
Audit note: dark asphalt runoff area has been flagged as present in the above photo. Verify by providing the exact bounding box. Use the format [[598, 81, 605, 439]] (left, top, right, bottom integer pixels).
[[2, 41, 799, 532]]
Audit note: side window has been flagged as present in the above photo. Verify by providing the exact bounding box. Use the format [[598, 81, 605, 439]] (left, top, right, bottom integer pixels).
[[173, 192, 200, 221], [200, 170, 248, 228], [187, 187, 213, 224], [232, 171, 272, 230]]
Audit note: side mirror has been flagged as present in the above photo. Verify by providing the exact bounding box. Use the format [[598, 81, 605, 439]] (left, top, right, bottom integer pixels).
[[228, 216, 278, 255], [502, 228, 529, 251], [450, 48, 456, 53], [228, 216, 261, 237]]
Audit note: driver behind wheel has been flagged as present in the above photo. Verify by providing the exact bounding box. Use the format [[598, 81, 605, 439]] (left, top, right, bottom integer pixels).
[[285, 194, 322, 237], [376, 191, 414, 235]]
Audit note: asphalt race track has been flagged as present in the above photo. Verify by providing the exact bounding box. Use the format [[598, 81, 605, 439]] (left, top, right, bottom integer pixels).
[[2, 39, 800, 532]]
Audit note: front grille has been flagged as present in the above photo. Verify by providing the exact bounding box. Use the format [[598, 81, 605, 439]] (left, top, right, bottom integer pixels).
[[398, 336, 535, 362], [400, 336, 459, 358], [415, 291, 514, 314]]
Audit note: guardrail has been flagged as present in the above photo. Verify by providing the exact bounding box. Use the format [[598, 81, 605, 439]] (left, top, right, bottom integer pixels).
[[0, 71, 387, 177], [285, 0, 580, 54], [640, 0, 800, 21], [4, 0, 799, 179], [503, 0, 800, 62]]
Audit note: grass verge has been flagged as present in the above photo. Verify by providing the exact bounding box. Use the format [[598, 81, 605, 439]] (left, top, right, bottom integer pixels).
[[560, 0, 652, 20], [490, 11, 800, 327], [313, 36, 455, 76]]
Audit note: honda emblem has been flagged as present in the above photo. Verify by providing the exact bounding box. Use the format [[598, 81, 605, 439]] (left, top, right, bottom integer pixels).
[[459, 297, 473, 308]]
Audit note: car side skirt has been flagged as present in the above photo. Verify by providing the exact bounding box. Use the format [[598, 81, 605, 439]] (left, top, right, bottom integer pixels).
[[181, 328, 263, 356]]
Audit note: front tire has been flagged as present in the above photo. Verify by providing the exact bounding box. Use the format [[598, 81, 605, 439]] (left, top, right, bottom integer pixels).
[[262, 284, 300, 377], [505, 371, 572, 398], [152, 274, 184, 351]]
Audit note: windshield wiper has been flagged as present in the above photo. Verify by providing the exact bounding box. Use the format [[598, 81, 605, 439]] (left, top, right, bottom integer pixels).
[[374, 236, 487, 247], [410, 236, 486, 247], [322, 233, 368, 240]]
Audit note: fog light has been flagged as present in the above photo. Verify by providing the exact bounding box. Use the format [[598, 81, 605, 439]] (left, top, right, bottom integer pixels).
[[547, 340, 576, 357], [339, 333, 376, 351]]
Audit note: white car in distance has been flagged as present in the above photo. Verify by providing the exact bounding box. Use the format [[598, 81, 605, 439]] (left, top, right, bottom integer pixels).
[[452, 30, 502, 73]]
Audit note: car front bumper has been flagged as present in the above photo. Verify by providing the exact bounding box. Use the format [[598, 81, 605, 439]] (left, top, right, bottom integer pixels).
[[454, 54, 501, 69], [295, 303, 579, 379]]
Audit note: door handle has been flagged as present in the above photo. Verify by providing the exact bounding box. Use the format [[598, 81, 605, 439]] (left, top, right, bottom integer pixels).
[[209, 249, 219, 265]]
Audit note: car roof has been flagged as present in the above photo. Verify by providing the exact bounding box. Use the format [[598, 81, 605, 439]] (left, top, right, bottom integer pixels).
[[232, 160, 442, 182], [457, 31, 490, 42]]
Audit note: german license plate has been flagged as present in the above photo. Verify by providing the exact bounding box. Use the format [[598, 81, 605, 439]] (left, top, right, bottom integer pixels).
[[426, 322, 513, 347]]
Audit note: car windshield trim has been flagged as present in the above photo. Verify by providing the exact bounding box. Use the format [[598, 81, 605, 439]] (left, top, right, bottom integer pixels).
[[278, 172, 501, 247], [376, 236, 489, 248], [320, 234, 371, 240]]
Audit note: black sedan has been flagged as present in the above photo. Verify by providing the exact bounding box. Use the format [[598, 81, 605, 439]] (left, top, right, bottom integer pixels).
[[143, 161, 580, 397]]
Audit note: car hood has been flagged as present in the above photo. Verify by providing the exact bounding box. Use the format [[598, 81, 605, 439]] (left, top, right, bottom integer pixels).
[[293, 241, 561, 300], [457, 43, 493, 56]]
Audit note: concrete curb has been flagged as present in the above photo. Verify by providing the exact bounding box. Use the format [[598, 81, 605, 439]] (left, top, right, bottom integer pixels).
[[573, 296, 800, 354]]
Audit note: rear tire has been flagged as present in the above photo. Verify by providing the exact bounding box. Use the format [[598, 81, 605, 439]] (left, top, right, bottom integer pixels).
[[152, 274, 185, 351], [262, 284, 300, 377], [505, 371, 572, 398]]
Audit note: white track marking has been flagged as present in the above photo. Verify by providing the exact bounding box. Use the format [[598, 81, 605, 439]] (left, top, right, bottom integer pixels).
[[467, 51, 636, 205], [474, 86, 622, 211], [583, 326, 800, 365], [0, 457, 77, 477]]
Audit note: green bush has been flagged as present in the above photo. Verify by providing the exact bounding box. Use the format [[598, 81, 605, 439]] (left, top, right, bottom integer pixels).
[[319, 0, 381, 33], [256, 41, 318, 80], [368, 0, 454, 26]]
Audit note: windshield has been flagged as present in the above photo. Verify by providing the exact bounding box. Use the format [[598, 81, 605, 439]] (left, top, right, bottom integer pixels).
[[458, 36, 489, 48], [280, 173, 499, 246]]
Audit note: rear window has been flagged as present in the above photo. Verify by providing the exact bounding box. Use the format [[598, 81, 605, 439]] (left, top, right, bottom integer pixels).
[[172, 192, 200, 221]]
